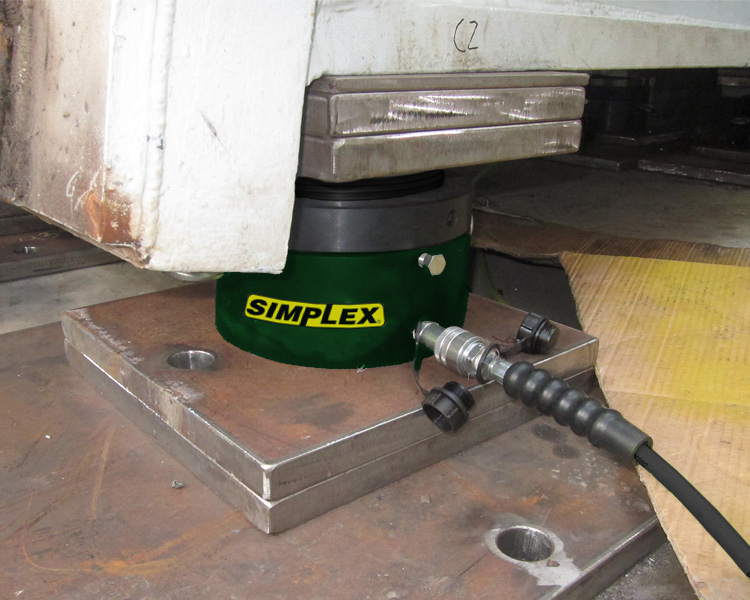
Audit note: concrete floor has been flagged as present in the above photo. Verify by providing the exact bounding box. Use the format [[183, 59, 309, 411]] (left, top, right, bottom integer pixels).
[[0, 262, 189, 335], [475, 158, 750, 250]]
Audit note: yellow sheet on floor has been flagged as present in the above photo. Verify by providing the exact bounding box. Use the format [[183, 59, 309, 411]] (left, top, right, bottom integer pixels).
[[561, 253, 750, 599]]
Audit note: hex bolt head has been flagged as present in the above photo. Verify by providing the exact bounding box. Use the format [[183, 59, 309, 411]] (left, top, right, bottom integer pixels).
[[418, 253, 447, 276]]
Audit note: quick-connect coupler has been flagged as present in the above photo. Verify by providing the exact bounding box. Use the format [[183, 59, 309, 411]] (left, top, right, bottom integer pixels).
[[415, 321, 652, 462]]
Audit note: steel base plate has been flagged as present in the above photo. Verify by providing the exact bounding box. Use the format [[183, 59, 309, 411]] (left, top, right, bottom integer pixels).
[[62, 285, 597, 533], [1, 323, 667, 599]]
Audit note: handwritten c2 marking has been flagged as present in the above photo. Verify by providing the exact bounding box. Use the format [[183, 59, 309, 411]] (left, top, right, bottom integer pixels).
[[454, 19, 479, 53]]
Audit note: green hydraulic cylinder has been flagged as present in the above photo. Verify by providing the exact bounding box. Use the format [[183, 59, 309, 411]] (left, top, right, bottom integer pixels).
[[215, 170, 473, 369]]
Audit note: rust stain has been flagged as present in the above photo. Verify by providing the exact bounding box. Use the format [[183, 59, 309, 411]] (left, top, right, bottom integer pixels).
[[20, 503, 239, 578], [83, 188, 133, 245], [22, 538, 81, 573], [75, 177, 147, 266], [434, 463, 500, 509], [89, 426, 115, 521], [20, 495, 82, 574], [91, 513, 239, 577], [521, 494, 547, 506]]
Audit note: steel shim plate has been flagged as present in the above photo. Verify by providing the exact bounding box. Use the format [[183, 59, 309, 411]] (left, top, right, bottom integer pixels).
[[62, 285, 597, 532], [303, 87, 585, 137], [299, 120, 582, 182], [307, 72, 590, 94]]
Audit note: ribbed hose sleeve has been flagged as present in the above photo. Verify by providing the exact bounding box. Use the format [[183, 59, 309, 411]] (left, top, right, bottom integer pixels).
[[502, 361, 651, 461]]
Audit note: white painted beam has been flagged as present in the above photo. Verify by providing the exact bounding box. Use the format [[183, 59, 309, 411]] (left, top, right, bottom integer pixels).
[[3, 0, 750, 272]]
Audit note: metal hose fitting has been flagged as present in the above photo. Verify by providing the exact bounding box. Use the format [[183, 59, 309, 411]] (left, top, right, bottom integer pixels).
[[415, 321, 651, 461], [416, 321, 511, 384]]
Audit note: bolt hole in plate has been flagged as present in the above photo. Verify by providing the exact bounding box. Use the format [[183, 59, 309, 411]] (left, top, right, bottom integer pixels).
[[485, 515, 581, 587], [495, 526, 554, 562], [12, 245, 39, 255], [167, 349, 218, 371]]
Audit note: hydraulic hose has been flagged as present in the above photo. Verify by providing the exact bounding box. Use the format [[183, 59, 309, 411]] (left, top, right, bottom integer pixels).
[[415, 321, 750, 578], [635, 444, 750, 577], [502, 360, 650, 461]]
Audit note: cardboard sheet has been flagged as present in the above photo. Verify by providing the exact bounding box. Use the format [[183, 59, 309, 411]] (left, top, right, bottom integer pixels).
[[561, 253, 750, 599]]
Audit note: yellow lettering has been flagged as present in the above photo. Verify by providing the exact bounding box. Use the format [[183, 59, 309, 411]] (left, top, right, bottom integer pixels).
[[244, 295, 385, 329]]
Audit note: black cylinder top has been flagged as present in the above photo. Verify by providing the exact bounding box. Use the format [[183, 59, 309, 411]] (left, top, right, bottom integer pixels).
[[295, 171, 445, 201], [290, 170, 472, 253]]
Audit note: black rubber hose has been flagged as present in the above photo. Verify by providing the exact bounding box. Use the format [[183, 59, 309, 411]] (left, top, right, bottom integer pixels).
[[494, 362, 750, 577], [503, 361, 651, 461], [635, 444, 750, 578]]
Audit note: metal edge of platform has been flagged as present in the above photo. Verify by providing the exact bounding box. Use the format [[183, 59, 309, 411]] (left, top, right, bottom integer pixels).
[[557, 518, 665, 600], [68, 339, 655, 565], [303, 86, 586, 137], [1, 230, 121, 283], [0, 214, 50, 236], [65, 342, 275, 531], [0, 248, 121, 283], [299, 120, 582, 182], [638, 158, 750, 186], [62, 308, 597, 503], [266, 363, 598, 501], [67, 343, 541, 533], [307, 72, 591, 94]]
